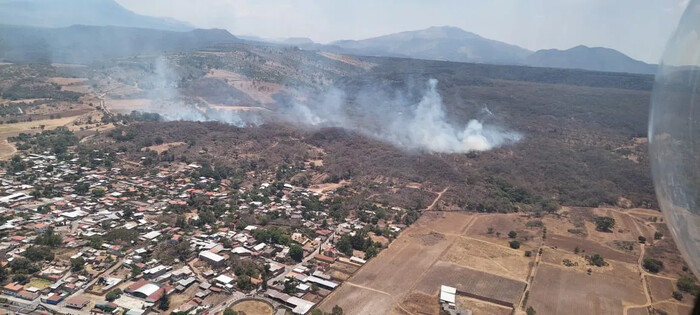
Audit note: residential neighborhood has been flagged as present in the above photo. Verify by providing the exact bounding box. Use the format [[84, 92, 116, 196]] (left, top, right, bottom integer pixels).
[[0, 133, 409, 315]]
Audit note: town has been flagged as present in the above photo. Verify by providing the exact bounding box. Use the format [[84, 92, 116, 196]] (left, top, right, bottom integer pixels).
[[0, 127, 411, 315]]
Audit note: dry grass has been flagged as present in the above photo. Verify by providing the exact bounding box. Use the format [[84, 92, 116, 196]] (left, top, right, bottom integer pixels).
[[441, 237, 533, 281], [231, 300, 274, 315]]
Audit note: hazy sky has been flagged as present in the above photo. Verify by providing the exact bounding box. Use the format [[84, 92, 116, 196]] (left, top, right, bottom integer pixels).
[[116, 0, 688, 63]]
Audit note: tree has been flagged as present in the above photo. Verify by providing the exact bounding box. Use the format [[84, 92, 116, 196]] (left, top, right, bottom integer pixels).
[[311, 310, 323, 315], [91, 188, 106, 198], [332, 305, 344, 315], [654, 231, 663, 240], [130, 266, 142, 278], [158, 295, 170, 311], [642, 258, 664, 273], [672, 291, 683, 301], [509, 240, 520, 249], [35, 228, 62, 247], [283, 279, 298, 294], [290, 244, 304, 262], [638, 236, 646, 243], [589, 254, 606, 267], [74, 182, 90, 195], [223, 309, 238, 315], [105, 288, 122, 302], [365, 246, 378, 259], [336, 236, 353, 256], [508, 231, 517, 238], [574, 246, 580, 254], [594, 216, 615, 232], [237, 274, 253, 291], [643, 258, 663, 273], [526, 306, 536, 315], [677, 275, 698, 294], [70, 257, 85, 271]]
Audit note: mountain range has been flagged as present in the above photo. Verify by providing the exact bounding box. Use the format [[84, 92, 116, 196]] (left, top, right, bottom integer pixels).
[[0, 0, 656, 74], [0, 24, 238, 63], [0, 0, 193, 31]]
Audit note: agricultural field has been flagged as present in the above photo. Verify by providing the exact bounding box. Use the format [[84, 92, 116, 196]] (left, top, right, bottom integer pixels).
[[319, 208, 695, 315]]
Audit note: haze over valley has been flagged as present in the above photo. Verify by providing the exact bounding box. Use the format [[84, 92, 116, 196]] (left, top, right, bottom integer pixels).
[[0, 1, 694, 315]]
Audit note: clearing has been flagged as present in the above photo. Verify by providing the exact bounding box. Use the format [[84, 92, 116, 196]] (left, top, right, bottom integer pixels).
[[231, 300, 274, 315]]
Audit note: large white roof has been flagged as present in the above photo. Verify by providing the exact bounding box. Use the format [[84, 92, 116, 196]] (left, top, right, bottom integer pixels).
[[199, 250, 224, 262], [134, 283, 160, 297]]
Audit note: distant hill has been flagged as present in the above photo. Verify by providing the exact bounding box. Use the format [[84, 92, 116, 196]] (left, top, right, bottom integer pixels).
[[0, 0, 194, 31], [0, 24, 239, 63], [525, 45, 657, 74], [329, 26, 532, 65]]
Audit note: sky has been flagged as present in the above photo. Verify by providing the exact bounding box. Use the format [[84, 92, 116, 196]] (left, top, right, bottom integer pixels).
[[115, 0, 689, 63]]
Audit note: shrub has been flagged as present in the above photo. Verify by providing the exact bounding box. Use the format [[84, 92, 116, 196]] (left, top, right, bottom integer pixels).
[[642, 258, 663, 273], [589, 254, 607, 267], [509, 240, 520, 249], [594, 216, 615, 232]]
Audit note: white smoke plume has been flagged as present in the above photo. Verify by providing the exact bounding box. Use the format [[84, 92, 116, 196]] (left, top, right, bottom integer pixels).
[[138, 58, 519, 153], [282, 78, 521, 153]]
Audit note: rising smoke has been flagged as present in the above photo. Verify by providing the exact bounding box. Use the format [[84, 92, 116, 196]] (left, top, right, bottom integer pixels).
[[281, 78, 521, 153], [142, 58, 520, 153]]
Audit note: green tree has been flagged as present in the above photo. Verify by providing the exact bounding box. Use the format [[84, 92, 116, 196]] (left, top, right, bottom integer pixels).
[[131, 266, 142, 278], [91, 188, 106, 198], [677, 275, 698, 294], [508, 231, 517, 238], [158, 295, 170, 311], [237, 274, 253, 291], [35, 228, 62, 247], [526, 306, 536, 315], [70, 257, 85, 271], [509, 240, 520, 249], [654, 231, 663, 240], [589, 254, 606, 267], [365, 246, 378, 259], [643, 258, 663, 273], [672, 291, 683, 301], [290, 244, 303, 262], [594, 216, 615, 232], [332, 305, 344, 315], [336, 236, 353, 256], [74, 182, 90, 195], [105, 289, 122, 302], [638, 236, 646, 243], [311, 310, 323, 315], [223, 309, 238, 315]]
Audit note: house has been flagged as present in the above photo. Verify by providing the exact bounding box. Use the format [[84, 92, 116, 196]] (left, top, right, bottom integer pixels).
[[3, 282, 23, 296], [199, 250, 225, 266], [66, 296, 90, 309]]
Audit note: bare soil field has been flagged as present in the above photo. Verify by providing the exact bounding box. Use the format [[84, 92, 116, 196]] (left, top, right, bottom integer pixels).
[[651, 302, 693, 315], [319, 212, 474, 314], [206, 69, 283, 104], [455, 296, 512, 315], [414, 261, 526, 307], [0, 140, 16, 160], [647, 275, 674, 302], [627, 307, 649, 315], [441, 237, 533, 281], [398, 292, 438, 315], [528, 263, 646, 315], [144, 141, 185, 154], [105, 98, 151, 113], [47, 77, 87, 85], [231, 300, 274, 315], [546, 233, 638, 264], [645, 223, 689, 276], [319, 209, 691, 315]]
